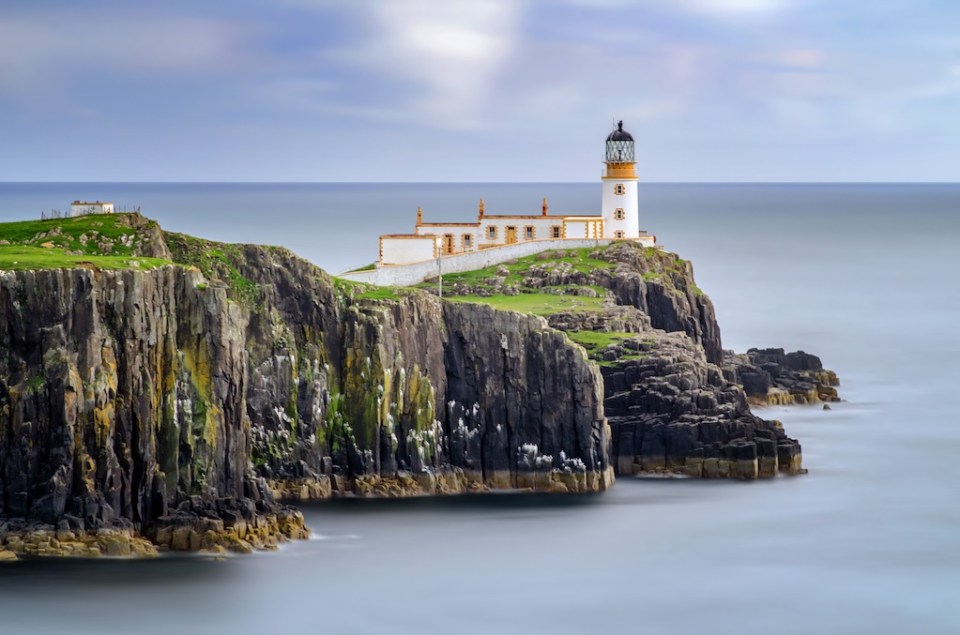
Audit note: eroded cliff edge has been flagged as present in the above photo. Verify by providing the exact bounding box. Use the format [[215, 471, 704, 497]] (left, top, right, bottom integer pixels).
[[0, 219, 611, 556], [0, 214, 839, 559], [429, 241, 840, 480]]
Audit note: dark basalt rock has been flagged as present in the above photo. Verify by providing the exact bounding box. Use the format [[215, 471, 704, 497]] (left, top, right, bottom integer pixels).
[[0, 221, 840, 558], [0, 234, 613, 555], [723, 348, 841, 405], [228, 245, 612, 495], [442, 242, 725, 364], [600, 331, 805, 478], [442, 241, 838, 479]]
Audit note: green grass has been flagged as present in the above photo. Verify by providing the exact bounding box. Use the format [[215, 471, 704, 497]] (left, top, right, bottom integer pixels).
[[445, 292, 606, 316], [0, 246, 170, 271], [163, 232, 261, 307], [415, 246, 616, 291], [565, 330, 634, 351], [333, 277, 405, 301], [542, 284, 609, 297], [346, 262, 377, 272], [0, 214, 150, 257], [564, 331, 655, 366]]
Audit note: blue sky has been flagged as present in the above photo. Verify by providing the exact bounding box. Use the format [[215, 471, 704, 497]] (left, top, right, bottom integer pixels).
[[1, 0, 957, 182]]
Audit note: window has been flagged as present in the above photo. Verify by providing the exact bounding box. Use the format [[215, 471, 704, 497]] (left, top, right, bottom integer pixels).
[[486, 226, 497, 240], [614, 230, 625, 239], [524, 226, 535, 240], [551, 225, 561, 239], [614, 208, 625, 220], [462, 233, 473, 248], [614, 184, 625, 195]]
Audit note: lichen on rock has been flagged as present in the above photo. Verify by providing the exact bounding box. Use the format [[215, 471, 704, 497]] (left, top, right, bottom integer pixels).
[[0, 216, 615, 556]]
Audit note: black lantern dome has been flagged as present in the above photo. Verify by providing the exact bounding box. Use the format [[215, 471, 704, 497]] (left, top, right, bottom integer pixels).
[[605, 120, 635, 163]]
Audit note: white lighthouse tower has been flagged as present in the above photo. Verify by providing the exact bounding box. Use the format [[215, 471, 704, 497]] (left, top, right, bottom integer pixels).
[[601, 120, 640, 239]]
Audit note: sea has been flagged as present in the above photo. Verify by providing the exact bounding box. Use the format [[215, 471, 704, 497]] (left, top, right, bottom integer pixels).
[[0, 183, 957, 634]]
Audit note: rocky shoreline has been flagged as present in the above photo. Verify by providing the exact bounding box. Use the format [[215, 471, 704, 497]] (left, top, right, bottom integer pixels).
[[0, 501, 309, 561], [724, 348, 840, 406], [0, 217, 838, 559], [0, 216, 613, 559], [268, 462, 615, 502], [429, 242, 841, 480]]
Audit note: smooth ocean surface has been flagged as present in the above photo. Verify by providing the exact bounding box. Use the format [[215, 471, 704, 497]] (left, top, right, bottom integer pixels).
[[0, 183, 958, 634]]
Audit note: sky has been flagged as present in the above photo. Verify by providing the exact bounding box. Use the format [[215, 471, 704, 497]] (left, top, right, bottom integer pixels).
[[0, 0, 957, 182]]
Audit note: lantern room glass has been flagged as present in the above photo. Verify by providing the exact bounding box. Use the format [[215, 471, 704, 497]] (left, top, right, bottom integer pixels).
[[606, 139, 635, 163]]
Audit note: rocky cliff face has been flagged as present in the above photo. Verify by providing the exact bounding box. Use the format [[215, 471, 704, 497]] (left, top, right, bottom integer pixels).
[[600, 334, 803, 479], [0, 229, 612, 556], [723, 348, 840, 406], [443, 244, 723, 364], [185, 241, 613, 499], [434, 242, 839, 480], [0, 264, 308, 556]]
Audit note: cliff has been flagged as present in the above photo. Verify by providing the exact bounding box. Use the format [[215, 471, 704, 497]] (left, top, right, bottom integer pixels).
[[428, 242, 841, 480], [0, 214, 838, 559], [0, 214, 611, 557], [723, 348, 840, 406]]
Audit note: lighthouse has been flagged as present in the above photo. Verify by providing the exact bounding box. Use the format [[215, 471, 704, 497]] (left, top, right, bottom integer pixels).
[[601, 120, 640, 240], [360, 118, 656, 274]]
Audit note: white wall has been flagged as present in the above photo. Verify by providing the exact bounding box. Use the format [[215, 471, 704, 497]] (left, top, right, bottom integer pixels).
[[601, 178, 639, 239], [562, 218, 604, 240], [341, 238, 617, 287], [380, 236, 438, 265], [414, 218, 568, 251], [69, 202, 114, 216], [415, 225, 480, 253], [476, 217, 564, 247]]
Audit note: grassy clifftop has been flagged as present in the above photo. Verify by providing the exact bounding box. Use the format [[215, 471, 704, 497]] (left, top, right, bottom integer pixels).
[[0, 214, 171, 271], [0, 214, 277, 307], [413, 242, 699, 317]]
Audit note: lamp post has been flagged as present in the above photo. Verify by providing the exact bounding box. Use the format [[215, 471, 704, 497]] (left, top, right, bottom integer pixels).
[[437, 248, 442, 299]]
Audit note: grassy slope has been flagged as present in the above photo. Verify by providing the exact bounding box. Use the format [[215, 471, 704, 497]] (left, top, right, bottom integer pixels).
[[0, 214, 170, 271], [0, 246, 168, 271], [418, 245, 617, 315], [162, 231, 260, 305], [445, 292, 605, 316], [422, 246, 615, 291]]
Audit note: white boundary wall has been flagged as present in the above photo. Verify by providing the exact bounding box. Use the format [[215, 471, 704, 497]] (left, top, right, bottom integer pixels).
[[380, 235, 438, 265], [340, 238, 642, 287]]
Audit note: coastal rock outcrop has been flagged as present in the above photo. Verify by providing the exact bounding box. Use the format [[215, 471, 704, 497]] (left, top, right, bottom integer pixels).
[[600, 333, 803, 479], [0, 264, 308, 557], [434, 241, 839, 479], [191, 240, 613, 499], [0, 214, 839, 558], [723, 348, 840, 405], [444, 243, 723, 363], [0, 222, 612, 557]]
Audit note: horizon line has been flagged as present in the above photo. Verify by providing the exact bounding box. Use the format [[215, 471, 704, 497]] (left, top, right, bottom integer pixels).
[[1, 180, 958, 185]]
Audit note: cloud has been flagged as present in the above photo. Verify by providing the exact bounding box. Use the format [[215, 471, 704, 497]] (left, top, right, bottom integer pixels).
[[681, 0, 797, 14], [331, 0, 526, 129], [894, 65, 960, 102], [0, 13, 263, 99], [779, 48, 824, 70], [560, 0, 803, 19]]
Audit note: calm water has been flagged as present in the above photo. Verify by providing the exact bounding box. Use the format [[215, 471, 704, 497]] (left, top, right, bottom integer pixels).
[[0, 183, 958, 634]]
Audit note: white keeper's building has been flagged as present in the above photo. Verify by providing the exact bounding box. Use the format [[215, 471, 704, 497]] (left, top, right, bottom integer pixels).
[[69, 200, 115, 216], [376, 121, 655, 267]]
